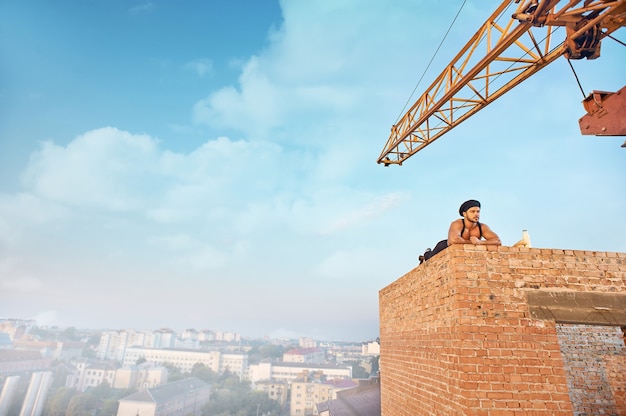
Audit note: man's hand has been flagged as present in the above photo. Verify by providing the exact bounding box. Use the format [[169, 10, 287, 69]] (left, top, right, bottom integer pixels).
[[470, 236, 482, 245]]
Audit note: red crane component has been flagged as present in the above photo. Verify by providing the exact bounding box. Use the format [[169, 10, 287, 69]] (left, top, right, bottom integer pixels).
[[579, 86, 626, 136]]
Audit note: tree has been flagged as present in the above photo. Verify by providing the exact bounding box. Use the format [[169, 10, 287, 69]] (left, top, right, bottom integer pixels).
[[202, 388, 281, 416], [370, 355, 380, 375], [60, 327, 80, 341], [247, 343, 288, 364], [66, 392, 97, 416], [81, 347, 97, 359], [28, 326, 54, 339], [44, 387, 77, 416], [161, 361, 183, 381], [345, 360, 369, 379], [97, 398, 119, 416], [90, 380, 111, 400], [96, 388, 134, 416], [86, 333, 101, 347], [190, 363, 217, 383]]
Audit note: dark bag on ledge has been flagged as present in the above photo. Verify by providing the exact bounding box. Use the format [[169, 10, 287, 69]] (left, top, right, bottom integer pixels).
[[419, 239, 448, 264]]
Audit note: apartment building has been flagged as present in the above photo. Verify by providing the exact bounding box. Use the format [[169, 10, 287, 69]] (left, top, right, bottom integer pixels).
[[19, 371, 53, 416], [283, 347, 325, 363], [122, 347, 248, 378], [212, 331, 240, 343], [290, 378, 358, 416], [66, 360, 116, 392], [219, 352, 248, 378], [113, 362, 168, 390], [298, 337, 317, 348], [97, 329, 154, 361], [252, 380, 289, 407], [151, 329, 176, 349], [61, 358, 169, 391], [0, 376, 20, 415], [248, 362, 352, 383], [360, 339, 380, 356], [179, 329, 241, 343], [97, 329, 242, 362], [323, 342, 364, 363]]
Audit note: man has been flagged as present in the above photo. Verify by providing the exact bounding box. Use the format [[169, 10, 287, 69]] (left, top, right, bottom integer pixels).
[[448, 199, 501, 246], [419, 199, 501, 264]]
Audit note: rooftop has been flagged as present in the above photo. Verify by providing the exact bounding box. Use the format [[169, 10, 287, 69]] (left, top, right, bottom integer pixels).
[[119, 377, 209, 403]]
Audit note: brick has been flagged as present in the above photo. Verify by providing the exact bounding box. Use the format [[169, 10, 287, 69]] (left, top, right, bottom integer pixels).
[[380, 246, 625, 415]]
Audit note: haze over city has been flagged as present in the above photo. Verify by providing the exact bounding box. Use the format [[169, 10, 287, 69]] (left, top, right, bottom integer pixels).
[[1, 1, 624, 341]]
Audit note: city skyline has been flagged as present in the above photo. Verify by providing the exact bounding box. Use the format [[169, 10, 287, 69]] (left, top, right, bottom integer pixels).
[[1, 317, 377, 345], [1, 1, 624, 342]]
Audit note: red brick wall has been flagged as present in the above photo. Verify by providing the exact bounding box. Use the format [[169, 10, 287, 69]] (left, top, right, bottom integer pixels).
[[556, 323, 626, 414], [379, 245, 626, 415]]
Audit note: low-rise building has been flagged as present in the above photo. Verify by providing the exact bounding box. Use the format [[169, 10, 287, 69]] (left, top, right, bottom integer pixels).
[[248, 362, 351, 383], [66, 360, 116, 392], [14, 338, 85, 362], [113, 362, 168, 390], [253, 379, 289, 407], [290, 377, 358, 416], [0, 319, 35, 340], [0, 333, 12, 350], [0, 350, 52, 376], [122, 348, 248, 378], [361, 339, 380, 356], [283, 347, 325, 363], [20, 371, 53, 416], [316, 379, 381, 416], [117, 377, 211, 416], [298, 337, 317, 348]]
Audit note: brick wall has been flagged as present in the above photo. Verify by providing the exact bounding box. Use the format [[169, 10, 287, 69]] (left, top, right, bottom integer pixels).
[[379, 245, 626, 415], [556, 323, 626, 414]]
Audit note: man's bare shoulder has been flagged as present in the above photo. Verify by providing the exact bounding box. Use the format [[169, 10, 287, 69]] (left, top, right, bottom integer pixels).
[[449, 219, 463, 229]]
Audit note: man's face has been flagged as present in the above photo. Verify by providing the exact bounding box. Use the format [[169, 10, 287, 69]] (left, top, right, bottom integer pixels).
[[464, 207, 480, 223]]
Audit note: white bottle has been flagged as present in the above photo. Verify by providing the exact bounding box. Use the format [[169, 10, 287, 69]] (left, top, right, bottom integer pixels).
[[513, 229, 531, 247]]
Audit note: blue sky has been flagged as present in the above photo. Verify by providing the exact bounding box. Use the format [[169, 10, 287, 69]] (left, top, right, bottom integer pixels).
[[1, 1, 624, 342]]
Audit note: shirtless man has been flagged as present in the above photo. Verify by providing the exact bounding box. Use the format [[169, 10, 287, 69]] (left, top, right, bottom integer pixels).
[[448, 199, 501, 246], [419, 199, 501, 264]]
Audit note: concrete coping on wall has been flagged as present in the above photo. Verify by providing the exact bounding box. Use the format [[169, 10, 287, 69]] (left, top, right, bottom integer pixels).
[[526, 290, 626, 326]]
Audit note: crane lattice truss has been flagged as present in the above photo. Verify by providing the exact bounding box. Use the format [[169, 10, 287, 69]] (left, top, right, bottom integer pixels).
[[377, 0, 626, 166]]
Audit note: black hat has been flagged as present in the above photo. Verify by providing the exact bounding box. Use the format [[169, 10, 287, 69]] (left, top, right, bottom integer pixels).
[[459, 200, 480, 216]]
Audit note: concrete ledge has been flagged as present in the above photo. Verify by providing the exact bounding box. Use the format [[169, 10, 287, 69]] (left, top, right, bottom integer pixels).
[[527, 290, 626, 326]]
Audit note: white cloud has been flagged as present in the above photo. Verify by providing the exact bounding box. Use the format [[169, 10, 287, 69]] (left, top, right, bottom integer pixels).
[[129, 2, 154, 15], [193, 58, 286, 136], [319, 192, 408, 236], [191, 2, 447, 143], [183, 58, 214, 78], [21, 127, 159, 212]]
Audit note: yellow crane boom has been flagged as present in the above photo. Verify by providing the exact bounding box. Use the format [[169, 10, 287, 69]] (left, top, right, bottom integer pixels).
[[378, 0, 626, 166]]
